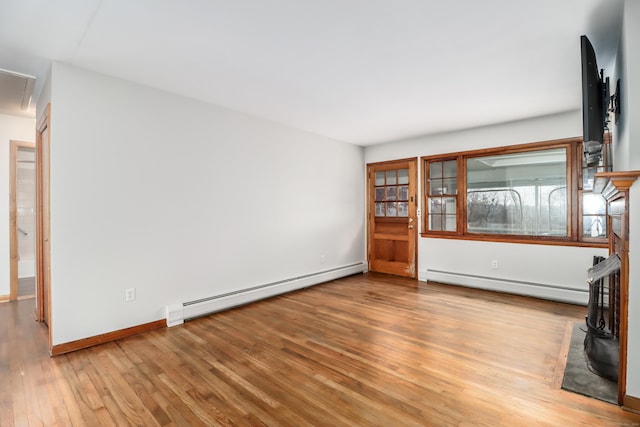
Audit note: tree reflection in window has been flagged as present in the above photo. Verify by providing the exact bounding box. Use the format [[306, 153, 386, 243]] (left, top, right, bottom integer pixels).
[[467, 190, 522, 234], [466, 148, 567, 236]]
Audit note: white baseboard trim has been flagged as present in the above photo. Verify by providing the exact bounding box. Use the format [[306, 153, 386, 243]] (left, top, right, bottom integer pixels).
[[166, 262, 366, 327], [425, 270, 588, 305]]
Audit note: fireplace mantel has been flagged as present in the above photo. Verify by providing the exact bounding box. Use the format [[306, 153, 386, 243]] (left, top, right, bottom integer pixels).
[[594, 171, 640, 198]]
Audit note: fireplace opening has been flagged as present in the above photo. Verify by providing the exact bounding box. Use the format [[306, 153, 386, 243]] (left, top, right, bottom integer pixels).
[[585, 254, 621, 382]]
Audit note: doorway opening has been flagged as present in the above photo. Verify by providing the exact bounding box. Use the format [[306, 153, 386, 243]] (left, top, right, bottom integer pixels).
[[9, 141, 36, 301]]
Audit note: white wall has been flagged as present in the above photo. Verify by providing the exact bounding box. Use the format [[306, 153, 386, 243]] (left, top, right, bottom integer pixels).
[[365, 110, 584, 163], [35, 65, 51, 123], [0, 113, 35, 297], [44, 62, 364, 345], [615, 0, 640, 399], [365, 111, 607, 304]]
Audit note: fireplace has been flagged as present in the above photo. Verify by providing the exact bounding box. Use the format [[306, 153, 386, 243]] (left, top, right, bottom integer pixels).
[[585, 254, 621, 381], [590, 170, 640, 405]]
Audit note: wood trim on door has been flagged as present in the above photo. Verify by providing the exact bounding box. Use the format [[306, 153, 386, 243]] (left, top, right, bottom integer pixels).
[[9, 140, 35, 301], [367, 158, 418, 278], [36, 103, 52, 353]]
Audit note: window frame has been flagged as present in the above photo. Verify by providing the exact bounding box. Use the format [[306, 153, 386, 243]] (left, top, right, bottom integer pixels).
[[425, 156, 462, 232], [420, 137, 607, 247]]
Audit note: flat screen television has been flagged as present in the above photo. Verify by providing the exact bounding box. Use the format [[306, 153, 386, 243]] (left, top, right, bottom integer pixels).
[[581, 35, 607, 146]]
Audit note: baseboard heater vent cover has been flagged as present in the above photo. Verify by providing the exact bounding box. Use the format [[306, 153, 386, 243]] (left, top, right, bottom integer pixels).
[[426, 270, 588, 305], [166, 262, 365, 327]]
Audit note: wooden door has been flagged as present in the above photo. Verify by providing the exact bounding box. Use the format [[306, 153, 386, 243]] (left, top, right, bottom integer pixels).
[[368, 159, 417, 278], [36, 105, 51, 332]]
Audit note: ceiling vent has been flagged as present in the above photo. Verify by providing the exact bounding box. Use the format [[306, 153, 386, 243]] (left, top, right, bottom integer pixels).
[[0, 68, 36, 117]]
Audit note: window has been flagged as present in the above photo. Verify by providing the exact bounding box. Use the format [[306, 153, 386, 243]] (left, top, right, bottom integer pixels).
[[580, 145, 610, 240], [422, 138, 607, 246], [427, 160, 457, 231], [466, 148, 567, 236], [374, 168, 410, 217]]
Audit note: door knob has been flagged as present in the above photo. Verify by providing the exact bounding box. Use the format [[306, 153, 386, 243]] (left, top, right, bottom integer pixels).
[[408, 224, 414, 229]]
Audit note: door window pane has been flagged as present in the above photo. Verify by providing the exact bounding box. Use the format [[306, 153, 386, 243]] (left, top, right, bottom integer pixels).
[[398, 168, 409, 185], [398, 185, 409, 201], [386, 170, 397, 185], [386, 186, 397, 201], [374, 168, 411, 217], [386, 202, 397, 216], [398, 202, 409, 217]]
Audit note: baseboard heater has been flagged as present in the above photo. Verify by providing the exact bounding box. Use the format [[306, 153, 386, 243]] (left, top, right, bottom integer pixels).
[[166, 262, 366, 327], [425, 270, 589, 305]]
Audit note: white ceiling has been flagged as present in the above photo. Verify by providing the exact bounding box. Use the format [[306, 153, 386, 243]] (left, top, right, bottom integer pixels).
[[0, 0, 624, 145]]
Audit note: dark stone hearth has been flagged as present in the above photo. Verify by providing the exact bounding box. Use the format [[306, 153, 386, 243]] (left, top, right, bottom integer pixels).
[[562, 323, 617, 404]]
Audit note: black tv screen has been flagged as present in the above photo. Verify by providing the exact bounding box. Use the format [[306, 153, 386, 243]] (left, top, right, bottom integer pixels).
[[581, 35, 605, 145]]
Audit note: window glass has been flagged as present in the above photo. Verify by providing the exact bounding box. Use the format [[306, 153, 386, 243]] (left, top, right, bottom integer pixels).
[[427, 160, 457, 231], [583, 193, 607, 238], [398, 202, 409, 217], [583, 193, 606, 215], [398, 168, 409, 185], [386, 202, 397, 216], [374, 168, 410, 218], [398, 186, 409, 201], [431, 178, 444, 195], [583, 215, 607, 238], [443, 178, 457, 195], [429, 214, 443, 231], [430, 162, 442, 179], [581, 153, 609, 238], [443, 160, 457, 177], [466, 148, 567, 236], [422, 139, 607, 244], [386, 170, 397, 185]]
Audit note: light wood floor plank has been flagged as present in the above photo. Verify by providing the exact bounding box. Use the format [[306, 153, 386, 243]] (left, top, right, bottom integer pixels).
[[2, 273, 640, 426]]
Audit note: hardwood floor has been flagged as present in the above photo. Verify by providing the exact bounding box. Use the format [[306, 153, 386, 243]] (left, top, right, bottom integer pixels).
[[17, 276, 35, 298], [2, 273, 640, 426]]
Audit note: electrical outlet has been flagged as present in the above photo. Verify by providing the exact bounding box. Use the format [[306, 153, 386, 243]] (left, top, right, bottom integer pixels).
[[320, 254, 326, 264], [125, 288, 136, 302], [491, 259, 499, 270]]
